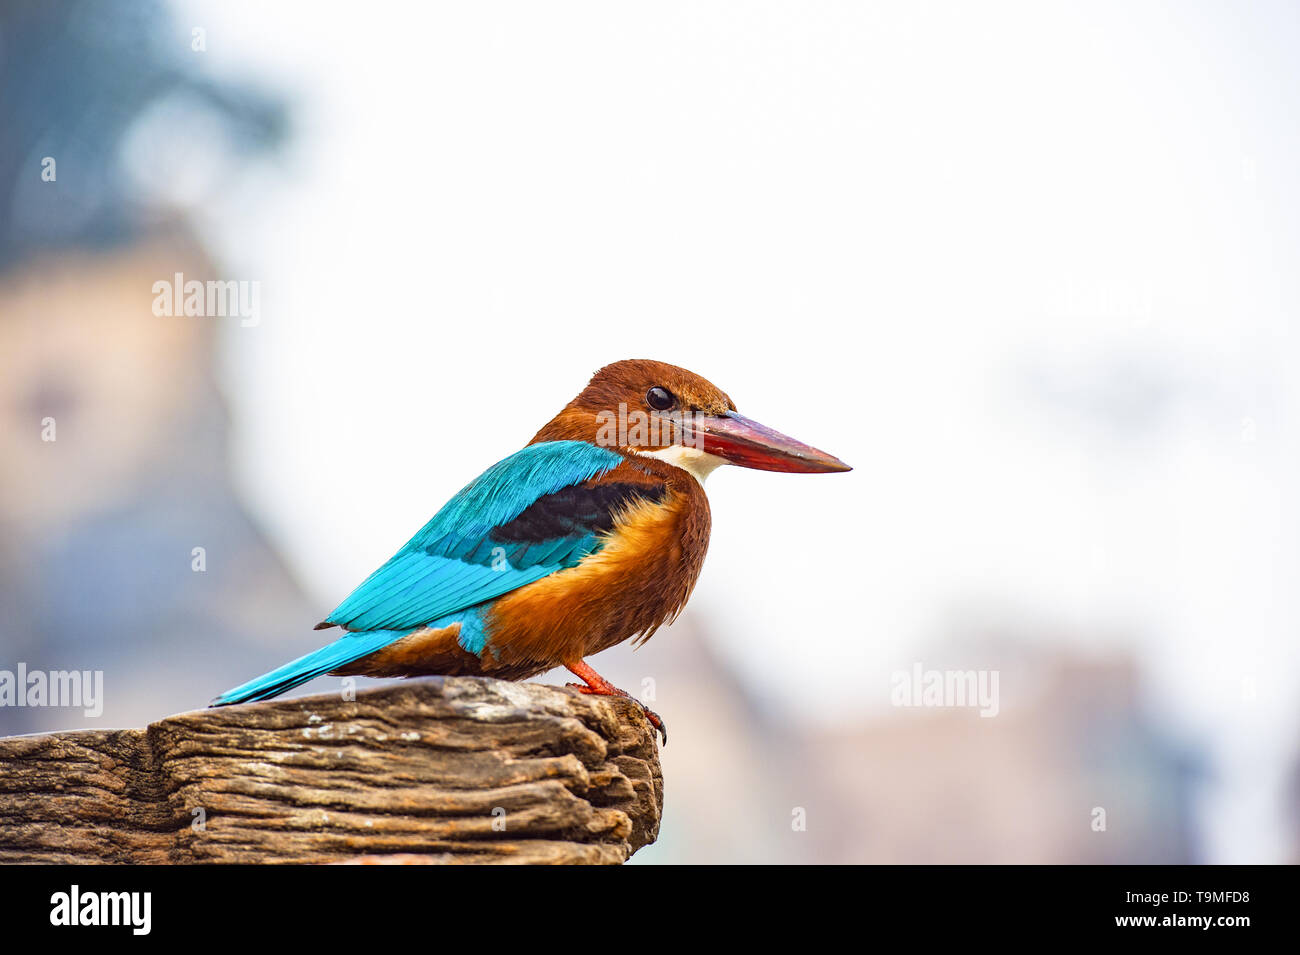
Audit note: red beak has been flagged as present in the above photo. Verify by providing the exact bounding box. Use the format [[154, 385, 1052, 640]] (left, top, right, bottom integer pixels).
[[687, 411, 852, 474]]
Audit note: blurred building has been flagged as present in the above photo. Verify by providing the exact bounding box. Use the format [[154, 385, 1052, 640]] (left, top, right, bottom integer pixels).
[[798, 655, 1200, 863], [0, 0, 309, 733], [599, 621, 1200, 864]]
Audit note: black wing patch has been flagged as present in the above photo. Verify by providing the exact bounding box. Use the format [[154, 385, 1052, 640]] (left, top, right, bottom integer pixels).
[[489, 481, 667, 544]]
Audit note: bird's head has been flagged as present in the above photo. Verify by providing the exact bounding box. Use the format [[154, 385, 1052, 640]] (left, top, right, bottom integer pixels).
[[531, 359, 851, 481]]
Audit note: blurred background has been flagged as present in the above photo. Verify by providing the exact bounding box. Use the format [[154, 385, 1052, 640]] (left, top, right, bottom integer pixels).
[[2, 0, 1297, 864]]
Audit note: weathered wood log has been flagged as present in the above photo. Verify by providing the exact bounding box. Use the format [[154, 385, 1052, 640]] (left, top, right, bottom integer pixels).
[[0, 676, 662, 864]]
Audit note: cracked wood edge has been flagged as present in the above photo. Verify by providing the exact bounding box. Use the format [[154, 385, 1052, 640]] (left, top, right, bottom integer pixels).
[[0, 676, 663, 865]]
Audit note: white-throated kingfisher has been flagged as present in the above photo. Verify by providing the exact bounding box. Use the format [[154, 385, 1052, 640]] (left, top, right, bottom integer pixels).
[[212, 359, 850, 742]]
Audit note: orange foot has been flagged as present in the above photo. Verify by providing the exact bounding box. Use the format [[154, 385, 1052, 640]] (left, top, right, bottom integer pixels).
[[565, 659, 667, 746]]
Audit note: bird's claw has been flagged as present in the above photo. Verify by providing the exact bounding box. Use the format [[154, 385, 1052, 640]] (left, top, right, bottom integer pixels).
[[641, 704, 668, 746], [564, 683, 667, 746]]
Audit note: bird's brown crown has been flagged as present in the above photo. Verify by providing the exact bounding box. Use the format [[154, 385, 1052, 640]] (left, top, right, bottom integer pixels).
[[530, 359, 735, 449]]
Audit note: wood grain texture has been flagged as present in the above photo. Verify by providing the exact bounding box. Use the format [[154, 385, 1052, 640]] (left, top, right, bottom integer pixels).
[[0, 677, 662, 865]]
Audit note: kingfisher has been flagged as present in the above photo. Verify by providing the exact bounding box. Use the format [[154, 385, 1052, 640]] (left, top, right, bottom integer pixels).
[[211, 359, 850, 742]]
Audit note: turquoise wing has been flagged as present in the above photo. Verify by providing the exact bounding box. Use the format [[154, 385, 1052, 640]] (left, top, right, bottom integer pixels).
[[321, 441, 624, 633]]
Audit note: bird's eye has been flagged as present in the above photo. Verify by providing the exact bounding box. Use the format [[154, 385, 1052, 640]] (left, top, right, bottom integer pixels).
[[646, 386, 675, 411]]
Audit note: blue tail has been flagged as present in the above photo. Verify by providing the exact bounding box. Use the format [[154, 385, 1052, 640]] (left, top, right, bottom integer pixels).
[[209, 629, 408, 706]]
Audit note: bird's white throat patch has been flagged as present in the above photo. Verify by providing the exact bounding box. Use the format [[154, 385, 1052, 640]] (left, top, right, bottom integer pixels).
[[636, 445, 728, 486]]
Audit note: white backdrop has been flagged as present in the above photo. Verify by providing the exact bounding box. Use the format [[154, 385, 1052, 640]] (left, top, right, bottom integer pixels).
[[160, 0, 1300, 862]]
